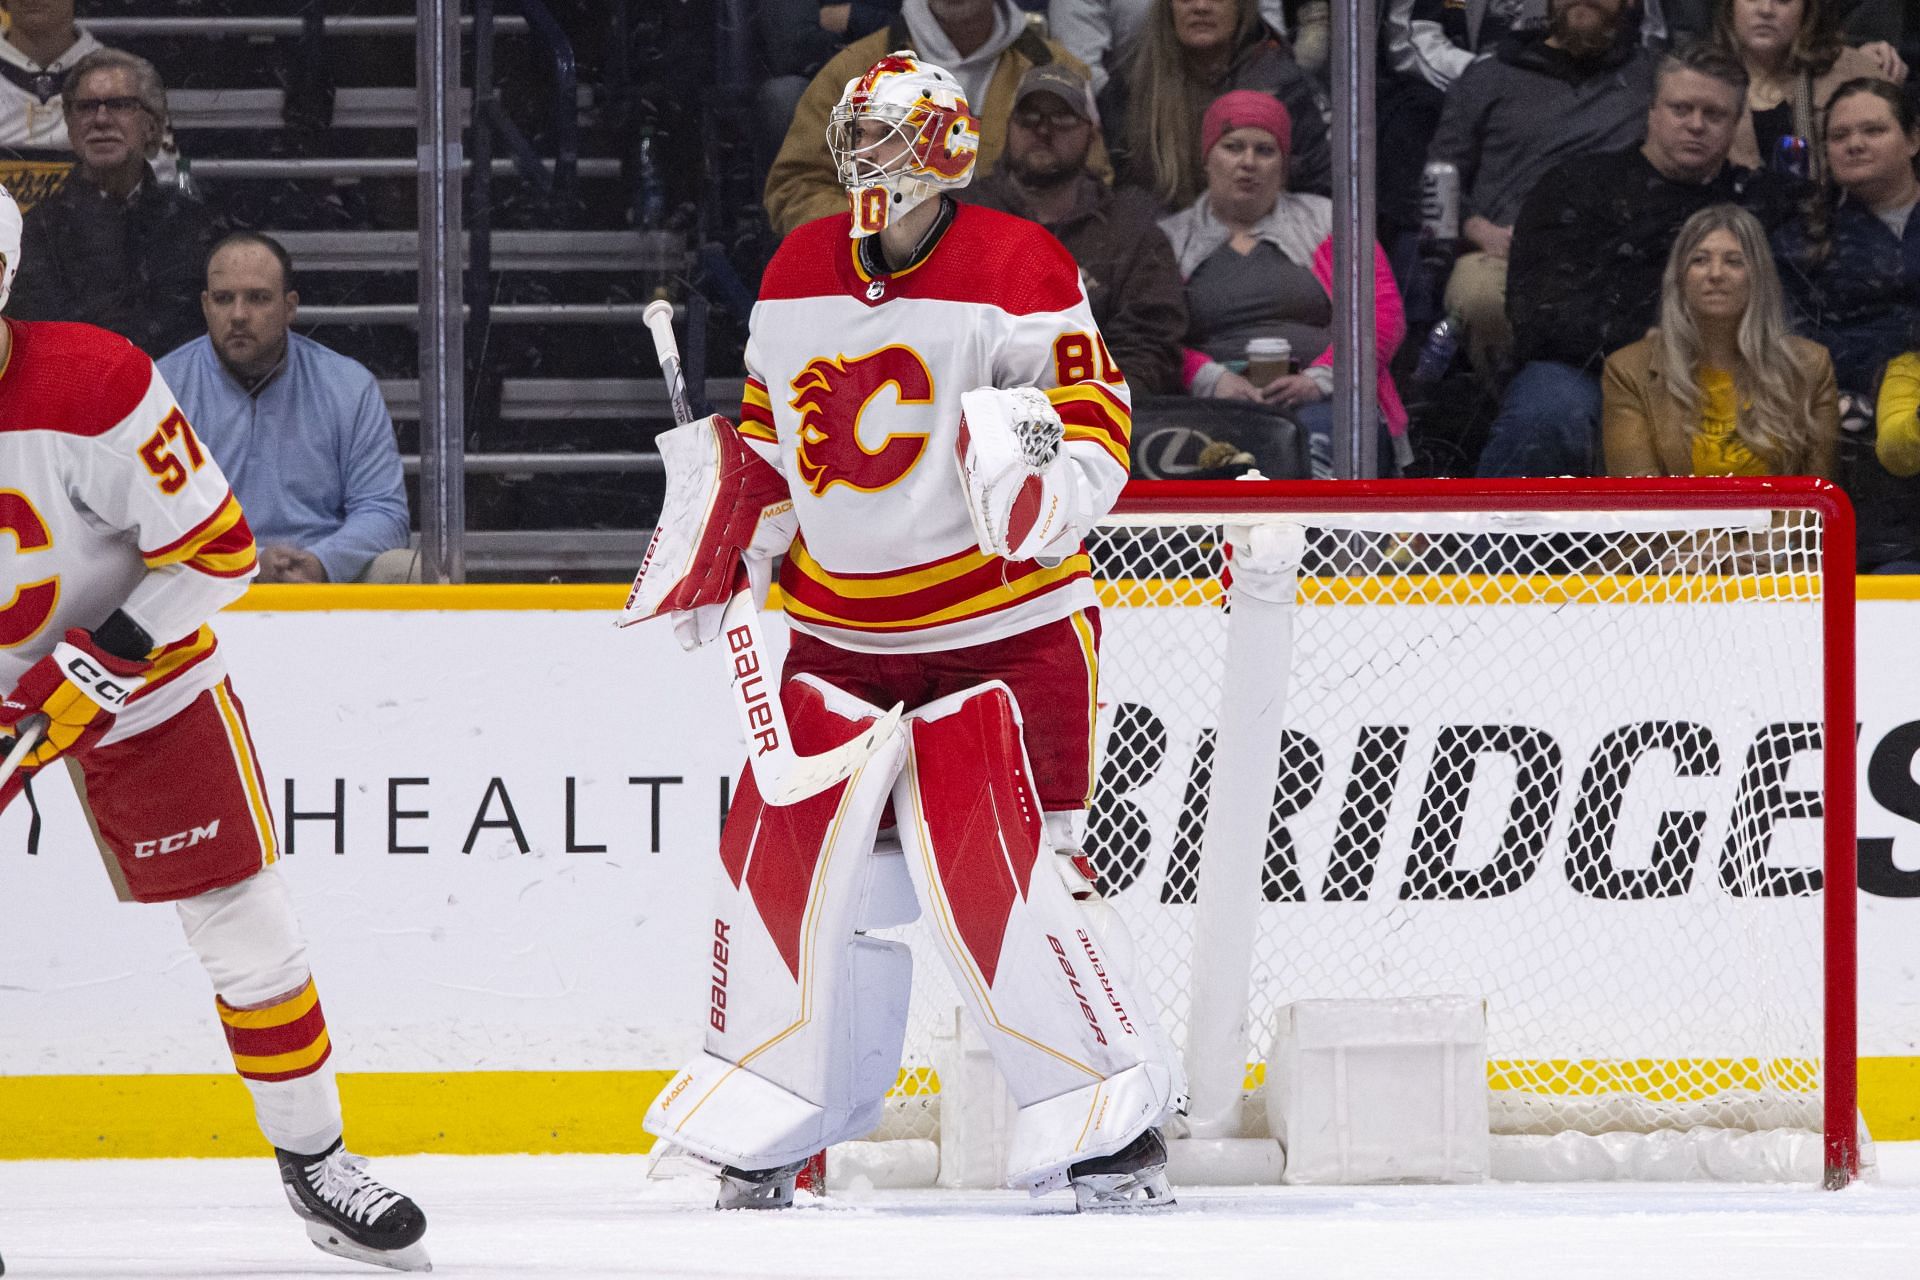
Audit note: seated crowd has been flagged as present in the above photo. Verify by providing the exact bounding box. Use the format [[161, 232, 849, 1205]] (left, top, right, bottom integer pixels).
[[757, 0, 1918, 570], [0, 2, 412, 582]]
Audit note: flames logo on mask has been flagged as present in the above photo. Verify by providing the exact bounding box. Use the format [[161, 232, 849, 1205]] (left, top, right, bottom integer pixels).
[[790, 346, 933, 497]]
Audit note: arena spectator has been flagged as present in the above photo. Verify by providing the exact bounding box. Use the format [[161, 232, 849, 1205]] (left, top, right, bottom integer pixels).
[[1875, 347, 1920, 486], [0, 0, 101, 158], [1602, 203, 1836, 478], [755, 0, 903, 171], [1426, 0, 1658, 384], [1669, 0, 1908, 48], [963, 63, 1187, 393], [7, 48, 219, 357], [1478, 43, 1769, 476], [1771, 77, 1920, 570], [764, 0, 1106, 236], [1714, 0, 1904, 183], [1110, 0, 1333, 209], [159, 232, 412, 585], [1049, 0, 1305, 94], [1158, 91, 1408, 477]]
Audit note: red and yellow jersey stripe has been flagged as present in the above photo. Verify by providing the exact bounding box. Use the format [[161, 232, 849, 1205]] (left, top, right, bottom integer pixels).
[[1047, 381, 1130, 472], [779, 536, 1091, 636], [134, 624, 219, 700], [141, 492, 257, 579], [738, 377, 777, 444]]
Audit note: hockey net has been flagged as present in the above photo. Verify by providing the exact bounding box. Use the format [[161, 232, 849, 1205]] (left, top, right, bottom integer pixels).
[[854, 479, 1859, 1188]]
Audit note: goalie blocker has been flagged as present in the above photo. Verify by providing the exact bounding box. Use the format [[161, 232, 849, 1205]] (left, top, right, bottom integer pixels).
[[644, 676, 1179, 1197]]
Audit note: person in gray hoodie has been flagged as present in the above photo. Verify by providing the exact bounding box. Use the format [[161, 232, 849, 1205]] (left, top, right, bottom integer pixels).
[[1426, 0, 1658, 383]]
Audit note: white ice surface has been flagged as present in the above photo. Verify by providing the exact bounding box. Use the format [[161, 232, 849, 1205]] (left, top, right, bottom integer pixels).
[[3, 1144, 1919, 1279]]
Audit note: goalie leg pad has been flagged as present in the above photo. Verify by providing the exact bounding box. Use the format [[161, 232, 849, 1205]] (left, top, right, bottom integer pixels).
[[645, 676, 910, 1171], [890, 681, 1177, 1189]]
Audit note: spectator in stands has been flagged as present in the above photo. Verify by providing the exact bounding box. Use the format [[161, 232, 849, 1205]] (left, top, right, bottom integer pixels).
[[1048, 0, 1310, 94], [1875, 346, 1920, 489], [1159, 91, 1409, 477], [1478, 43, 1772, 476], [1602, 203, 1836, 477], [756, 0, 904, 171], [1111, 0, 1332, 209], [7, 48, 218, 357], [963, 63, 1187, 393], [1715, 0, 1905, 183], [1427, 0, 1658, 384], [159, 232, 412, 585], [0, 0, 102, 157], [764, 0, 1105, 236], [1771, 77, 1920, 570]]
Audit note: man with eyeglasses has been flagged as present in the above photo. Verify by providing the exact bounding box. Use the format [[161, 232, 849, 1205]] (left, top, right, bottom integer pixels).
[[8, 46, 221, 358], [962, 64, 1187, 395]]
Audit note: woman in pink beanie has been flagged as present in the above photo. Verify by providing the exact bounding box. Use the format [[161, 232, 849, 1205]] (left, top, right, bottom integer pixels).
[[1158, 89, 1411, 475]]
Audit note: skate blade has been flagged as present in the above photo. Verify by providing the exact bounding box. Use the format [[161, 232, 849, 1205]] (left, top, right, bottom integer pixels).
[[715, 1178, 796, 1210], [1071, 1166, 1177, 1212], [304, 1221, 433, 1272]]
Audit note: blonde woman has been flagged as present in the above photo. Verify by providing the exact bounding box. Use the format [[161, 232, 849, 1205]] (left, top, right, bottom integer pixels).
[[1603, 203, 1837, 479], [1114, 0, 1330, 208]]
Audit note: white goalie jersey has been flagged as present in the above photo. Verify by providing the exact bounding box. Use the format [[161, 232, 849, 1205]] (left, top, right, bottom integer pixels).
[[734, 201, 1133, 653]]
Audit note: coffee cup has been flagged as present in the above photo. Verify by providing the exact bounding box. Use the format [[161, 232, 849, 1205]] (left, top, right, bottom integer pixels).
[[1245, 337, 1293, 388]]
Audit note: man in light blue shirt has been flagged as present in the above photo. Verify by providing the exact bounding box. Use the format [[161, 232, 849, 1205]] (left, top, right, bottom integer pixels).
[[159, 231, 410, 582]]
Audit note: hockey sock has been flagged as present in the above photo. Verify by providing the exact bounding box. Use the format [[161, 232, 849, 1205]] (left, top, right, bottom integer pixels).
[[216, 977, 344, 1154]]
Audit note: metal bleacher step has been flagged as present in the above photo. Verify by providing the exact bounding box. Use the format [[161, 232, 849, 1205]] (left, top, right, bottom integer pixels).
[[169, 85, 591, 132], [277, 230, 680, 273], [379, 378, 746, 423]]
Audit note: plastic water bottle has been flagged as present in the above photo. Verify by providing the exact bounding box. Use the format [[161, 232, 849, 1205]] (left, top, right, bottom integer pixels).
[[1412, 313, 1461, 385]]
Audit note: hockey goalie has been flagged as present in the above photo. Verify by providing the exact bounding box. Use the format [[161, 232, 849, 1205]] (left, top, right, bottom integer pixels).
[[623, 51, 1180, 1210]]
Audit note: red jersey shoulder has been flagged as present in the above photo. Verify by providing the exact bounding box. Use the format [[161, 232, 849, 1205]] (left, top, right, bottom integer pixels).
[[0, 320, 155, 438], [898, 204, 1083, 315], [758, 213, 857, 302]]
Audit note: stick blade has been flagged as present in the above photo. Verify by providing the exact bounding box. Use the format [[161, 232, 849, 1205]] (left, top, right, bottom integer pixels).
[[760, 702, 905, 806]]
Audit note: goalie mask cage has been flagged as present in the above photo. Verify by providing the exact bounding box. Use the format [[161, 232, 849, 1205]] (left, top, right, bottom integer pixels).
[[858, 478, 1860, 1189]]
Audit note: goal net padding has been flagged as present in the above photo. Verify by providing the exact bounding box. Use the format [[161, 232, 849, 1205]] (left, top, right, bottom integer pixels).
[[837, 479, 1863, 1189]]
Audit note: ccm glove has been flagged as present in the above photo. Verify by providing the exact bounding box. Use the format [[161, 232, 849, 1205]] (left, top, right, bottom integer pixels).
[[0, 628, 151, 769]]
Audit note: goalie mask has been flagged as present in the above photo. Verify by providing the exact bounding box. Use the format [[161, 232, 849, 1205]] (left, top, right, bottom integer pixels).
[[0, 184, 21, 312], [827, 51, 980, 239]]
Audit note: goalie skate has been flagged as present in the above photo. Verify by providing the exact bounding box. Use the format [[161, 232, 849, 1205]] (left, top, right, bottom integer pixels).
[[1068, 1128, 1176, 1212], [276, 1140, 430, 1272], [715, 1157, 810, 1210]]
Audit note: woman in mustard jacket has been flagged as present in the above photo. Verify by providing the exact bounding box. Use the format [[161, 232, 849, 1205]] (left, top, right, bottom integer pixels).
[[1602, 203, 1837, 479]]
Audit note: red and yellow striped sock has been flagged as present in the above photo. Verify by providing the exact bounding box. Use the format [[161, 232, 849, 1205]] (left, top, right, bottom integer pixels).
[[216, 977, 333, 1083]]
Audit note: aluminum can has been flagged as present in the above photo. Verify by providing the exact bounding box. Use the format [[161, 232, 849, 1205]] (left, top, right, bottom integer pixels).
[[1420, 160, 1460, 244]]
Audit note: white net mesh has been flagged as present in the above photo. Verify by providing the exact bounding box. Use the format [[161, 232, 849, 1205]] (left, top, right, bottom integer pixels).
[[866, 493, 1839, 1157]]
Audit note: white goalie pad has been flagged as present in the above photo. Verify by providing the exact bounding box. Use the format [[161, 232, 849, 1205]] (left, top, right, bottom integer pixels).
[[891, 681, 1179, 1190], [618, 414, 797, 648], [644, 676, 911, 1170], [955, 386, 1097, 563]]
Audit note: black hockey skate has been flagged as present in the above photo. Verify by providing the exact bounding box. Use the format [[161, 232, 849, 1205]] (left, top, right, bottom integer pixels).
[[1068, 1127, 1176, 1211], [715, 1157, 809, 1210], [276, 1139, 430, 1272]]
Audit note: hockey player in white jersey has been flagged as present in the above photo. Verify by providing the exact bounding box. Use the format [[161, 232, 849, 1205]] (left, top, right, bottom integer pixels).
[[626, 51, 1179, 1211], [0, 185, 428, 1272]]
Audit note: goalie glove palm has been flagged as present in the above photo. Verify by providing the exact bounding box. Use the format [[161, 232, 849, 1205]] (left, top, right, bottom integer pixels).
[[956, 386, 1081, 562], [0, 628, 150, 769]]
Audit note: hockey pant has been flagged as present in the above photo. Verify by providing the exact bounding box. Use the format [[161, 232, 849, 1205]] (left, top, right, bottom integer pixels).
[[176, 866, 344, 1155], [644, 677, 1177, 1190]]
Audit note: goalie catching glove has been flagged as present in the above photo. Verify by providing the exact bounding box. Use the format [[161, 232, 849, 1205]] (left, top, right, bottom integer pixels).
[[1, 628, 150, 802], [619, 414, 798, 649], [956, 386, 1102, 563]]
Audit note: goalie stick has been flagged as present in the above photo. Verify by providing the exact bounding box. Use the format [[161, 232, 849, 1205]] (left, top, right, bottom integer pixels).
[[640, 300, 902, 806]]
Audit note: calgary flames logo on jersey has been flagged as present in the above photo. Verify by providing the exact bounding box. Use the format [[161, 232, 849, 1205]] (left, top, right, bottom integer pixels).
[[790, 346, 933, 497]]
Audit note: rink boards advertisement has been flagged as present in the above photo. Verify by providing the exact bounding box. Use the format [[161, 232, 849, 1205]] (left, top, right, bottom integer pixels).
[[1, 582, 1917, 1155]]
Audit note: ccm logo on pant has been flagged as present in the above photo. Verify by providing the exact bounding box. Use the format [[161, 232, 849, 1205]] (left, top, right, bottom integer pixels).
[[133, 820, 220, 858]]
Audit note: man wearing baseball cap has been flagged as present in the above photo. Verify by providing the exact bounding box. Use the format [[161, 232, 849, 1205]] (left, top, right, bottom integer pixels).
[[963, 63, 1186, 396]]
